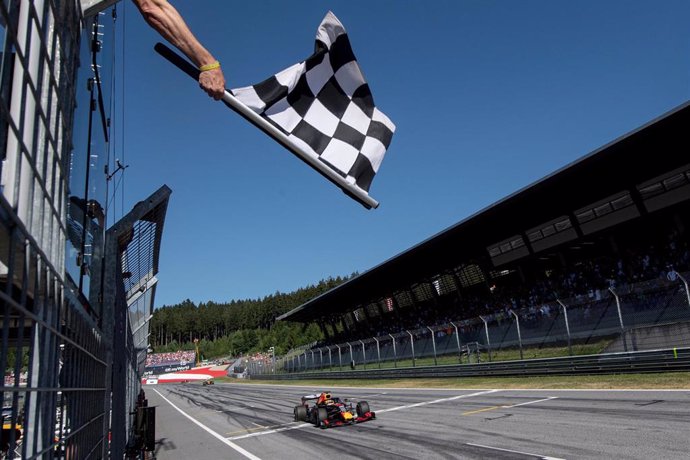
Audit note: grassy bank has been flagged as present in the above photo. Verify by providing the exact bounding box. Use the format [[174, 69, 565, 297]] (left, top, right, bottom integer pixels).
[[216, 371, 690, 390]]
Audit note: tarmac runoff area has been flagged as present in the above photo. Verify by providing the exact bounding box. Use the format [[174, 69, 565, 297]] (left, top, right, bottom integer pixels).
[[145, 382, 690, 459]]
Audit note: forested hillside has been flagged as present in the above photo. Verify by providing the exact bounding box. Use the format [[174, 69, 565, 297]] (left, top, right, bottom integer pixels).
[[150, 274, 356, 357]]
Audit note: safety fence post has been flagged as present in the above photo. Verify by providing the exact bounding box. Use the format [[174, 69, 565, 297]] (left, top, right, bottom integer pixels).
[[360, 340, 366, 370], [557, 299, 573, 356], [479, 316, 492, 362], [428, 326, 437, 366], [389, 334, 397, 368], [407, 331, 416, 367], [450, 322, 462, 363], [348, 342, 354, 369], [336, 344, 342, 371], [677, 273, 690, 309], [609, 287, 628, 352], [509, 310, 523, 360]]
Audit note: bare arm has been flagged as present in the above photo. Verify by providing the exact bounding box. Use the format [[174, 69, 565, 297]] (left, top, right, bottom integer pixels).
[[132, 0, 226, 100]]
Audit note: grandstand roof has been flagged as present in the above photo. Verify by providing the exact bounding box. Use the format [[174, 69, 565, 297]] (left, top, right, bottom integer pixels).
[[278, 101, 690, 323]]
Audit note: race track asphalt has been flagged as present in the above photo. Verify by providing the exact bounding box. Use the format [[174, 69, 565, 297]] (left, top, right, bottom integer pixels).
[[145, 382, 690, 459]]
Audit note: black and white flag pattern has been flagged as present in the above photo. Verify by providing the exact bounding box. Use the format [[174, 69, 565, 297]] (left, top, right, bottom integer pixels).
[[231, 11, 395, 196]]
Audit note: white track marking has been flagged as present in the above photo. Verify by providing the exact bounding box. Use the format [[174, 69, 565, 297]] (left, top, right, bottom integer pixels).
[[227, 422, 298, 437], [510, 396, 558, 408], [463, 396, 558, 415], [229, 423, 312, 441], [376, 389, 500, 413], [153, 388, 262, 460], [466, 442, 566, 459]]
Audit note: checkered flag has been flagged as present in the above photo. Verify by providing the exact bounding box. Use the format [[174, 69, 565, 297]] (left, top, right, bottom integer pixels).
[[154, 11, 394, 209], [231, 11, 395, 208]]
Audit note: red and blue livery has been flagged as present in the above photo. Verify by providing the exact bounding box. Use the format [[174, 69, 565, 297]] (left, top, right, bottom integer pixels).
[[293, 392, 376, 428]]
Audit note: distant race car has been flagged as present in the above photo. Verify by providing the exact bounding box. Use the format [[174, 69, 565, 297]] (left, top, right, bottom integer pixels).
[[202, 378, 214, 386], [293, 392, 375, 428]]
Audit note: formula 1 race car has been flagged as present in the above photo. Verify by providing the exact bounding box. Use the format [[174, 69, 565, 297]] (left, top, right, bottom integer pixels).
[[293, 392, 376, 428]]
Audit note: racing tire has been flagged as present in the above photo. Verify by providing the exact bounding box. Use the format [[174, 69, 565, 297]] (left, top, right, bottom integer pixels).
[[294, 405, 307, 422], [356, 401, 370, 417], [316, 407, 328, 428]]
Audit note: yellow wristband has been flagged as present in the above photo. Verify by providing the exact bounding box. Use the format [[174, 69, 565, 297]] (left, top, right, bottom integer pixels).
[[199, 61, 220, 72]]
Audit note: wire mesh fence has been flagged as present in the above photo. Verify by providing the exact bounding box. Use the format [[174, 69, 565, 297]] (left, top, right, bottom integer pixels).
[[1, 200, 110, 459], [0, 1, 114, 458], [1, 2, 161, 458]]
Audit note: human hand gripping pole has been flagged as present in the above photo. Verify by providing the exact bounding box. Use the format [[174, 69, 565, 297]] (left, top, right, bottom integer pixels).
[[153, 42, 379, 209]]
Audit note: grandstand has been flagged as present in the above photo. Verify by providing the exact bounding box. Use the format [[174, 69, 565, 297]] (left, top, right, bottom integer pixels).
[[277, 101, 690, 370]]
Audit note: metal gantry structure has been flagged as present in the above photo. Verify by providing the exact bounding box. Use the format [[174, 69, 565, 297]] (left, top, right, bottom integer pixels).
[[1, 2, 170, 458]]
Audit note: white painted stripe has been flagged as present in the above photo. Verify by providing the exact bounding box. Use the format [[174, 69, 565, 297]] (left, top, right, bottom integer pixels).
[[153, 388, 262, 460], [466, 442, 566, 460], [509, 396, 558, 408], [376, 389, 500, 413], [463, 396, 559, 416], [228, 423, 312, 441]]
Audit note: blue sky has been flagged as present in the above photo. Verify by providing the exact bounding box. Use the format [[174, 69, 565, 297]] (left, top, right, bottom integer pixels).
[[114, 1, 690, 308]]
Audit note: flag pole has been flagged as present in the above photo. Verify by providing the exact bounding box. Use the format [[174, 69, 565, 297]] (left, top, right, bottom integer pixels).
[[154, 43, 379, 210]]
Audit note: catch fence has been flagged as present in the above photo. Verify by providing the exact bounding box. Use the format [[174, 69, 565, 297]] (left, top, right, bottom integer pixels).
[[262, 274, 690, 375]]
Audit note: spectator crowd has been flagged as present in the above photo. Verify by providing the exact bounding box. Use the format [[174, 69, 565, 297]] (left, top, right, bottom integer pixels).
[[145, 350, 196, 367], [322, 224, 689, 345]]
